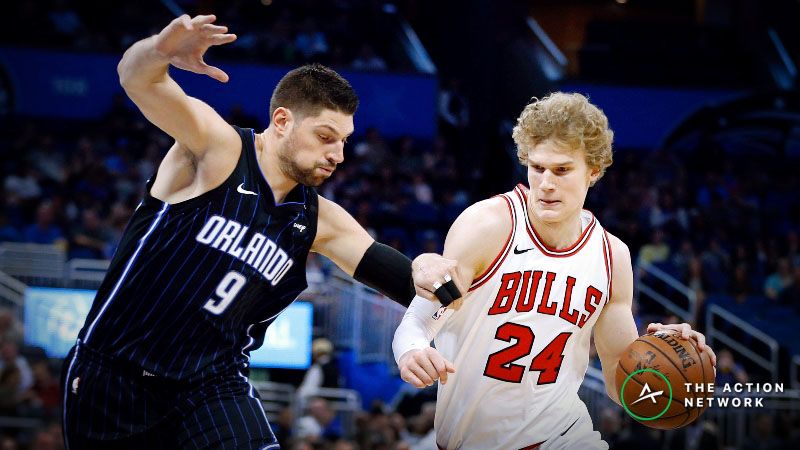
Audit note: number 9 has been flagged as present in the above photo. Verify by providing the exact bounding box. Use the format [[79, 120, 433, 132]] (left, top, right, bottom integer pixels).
[[203, 271, 247, 315]]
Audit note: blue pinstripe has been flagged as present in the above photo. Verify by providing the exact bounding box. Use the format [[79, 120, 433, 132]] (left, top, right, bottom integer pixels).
[[84, 202, 170, 343], [104, 214, 195, 347]]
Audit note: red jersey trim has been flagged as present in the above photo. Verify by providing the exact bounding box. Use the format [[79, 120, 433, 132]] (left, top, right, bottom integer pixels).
[[469, 194, 516, 291], [602, 230, 614, 302], [514, 185, 597, 258]]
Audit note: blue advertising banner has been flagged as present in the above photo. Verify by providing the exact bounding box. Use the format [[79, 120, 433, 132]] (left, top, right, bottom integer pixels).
[[0, 47, 437, 138], [23, 286, 312, 368], [559, 82, 742, 149]]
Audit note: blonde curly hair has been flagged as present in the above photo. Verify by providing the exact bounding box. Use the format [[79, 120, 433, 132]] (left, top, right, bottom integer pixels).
[[512, 92, 614, 186]]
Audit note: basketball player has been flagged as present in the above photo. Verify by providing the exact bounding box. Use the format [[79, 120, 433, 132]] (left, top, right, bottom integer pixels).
[[62, 14, 460, 449], [393, 93, 717, 450]]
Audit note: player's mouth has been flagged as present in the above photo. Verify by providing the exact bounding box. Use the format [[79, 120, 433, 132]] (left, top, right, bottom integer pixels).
[[539, 199, 560, 206], [317, 166, 335, 176]]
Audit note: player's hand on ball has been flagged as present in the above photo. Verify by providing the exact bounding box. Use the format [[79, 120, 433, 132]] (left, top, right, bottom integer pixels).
[[154, 14, 237, 82], [411, 253, 464, 305], [398, 347, 456, 388], [647, 322, 717, 367]]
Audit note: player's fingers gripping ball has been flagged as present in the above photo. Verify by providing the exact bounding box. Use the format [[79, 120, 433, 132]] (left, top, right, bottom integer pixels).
[[616, 329, 715, 429]]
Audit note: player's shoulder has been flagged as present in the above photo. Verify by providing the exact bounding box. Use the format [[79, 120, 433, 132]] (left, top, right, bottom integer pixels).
[[449, 195, 513, 239], [603, 231, 633, 278], [443, 195, 513, 270]]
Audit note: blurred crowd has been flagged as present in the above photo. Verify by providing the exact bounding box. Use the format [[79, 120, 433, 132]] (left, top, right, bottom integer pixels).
[[0, 92, 472, 261], [6, 0, 395, 72]]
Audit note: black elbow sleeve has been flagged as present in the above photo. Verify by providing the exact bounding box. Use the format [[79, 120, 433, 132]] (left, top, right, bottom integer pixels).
[[353, 242, 415, 307]]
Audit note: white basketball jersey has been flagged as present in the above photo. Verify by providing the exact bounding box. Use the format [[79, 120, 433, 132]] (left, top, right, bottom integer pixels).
[[432, 185, 612, 450]]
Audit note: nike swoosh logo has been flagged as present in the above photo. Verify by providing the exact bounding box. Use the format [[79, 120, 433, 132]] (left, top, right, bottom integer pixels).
[[513, 245, 534, 254], [560, 418, 579, 436], [237, 183, 258, 196]]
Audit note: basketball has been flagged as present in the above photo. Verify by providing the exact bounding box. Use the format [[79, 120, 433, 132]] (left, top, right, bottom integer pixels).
[[615, 329, 715, 430]]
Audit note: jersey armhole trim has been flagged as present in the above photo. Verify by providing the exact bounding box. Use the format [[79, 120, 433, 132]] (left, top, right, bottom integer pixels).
[[469, 194, 516, 292], [602, 230, 613, 304]]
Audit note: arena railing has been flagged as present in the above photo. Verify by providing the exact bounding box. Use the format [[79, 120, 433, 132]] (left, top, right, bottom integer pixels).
[[706, 304, 780, 382], [0, 242, 66, 287], [313, 270, 406, 370], [636, 262, 698, 325], [703, 389, 800, 447], [381, 4, 437, 74], [525, 16, 568, 81], [65, 258, 109, 288], [292, 386, 363, 439], [254, 381, 365, 439], [581, 362, 800, 448], [251, 380, 296, 422], [0, 269, 26, 312]]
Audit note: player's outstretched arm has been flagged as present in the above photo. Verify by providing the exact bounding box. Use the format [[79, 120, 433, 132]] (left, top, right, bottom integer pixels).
[[312, 197, 459, 306], [118, 14, 238, 154], [593, 234, 641, 405], [393, 197, 511, 388], [393, 296, 456, 387]]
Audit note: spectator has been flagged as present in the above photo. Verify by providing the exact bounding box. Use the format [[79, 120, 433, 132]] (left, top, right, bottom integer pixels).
[[742, 414, 783, 450], [22, 201, 65, 246], [333, 439, 360, 450], [0, 435, 19, 450], [28, 428, 61, 450], [0, 341, 33, 394], [0, 364, 22, 415], [27, 361, 61, 418], [764, 258, 793, 301], [715, 348, 749, 386], [68, 208, 111, 259], [778, 265, 800, 310], [295, 18, 329, 60], [351, 44, 387, 71], [0, 309, 23, 345], [297, 338, 340, 399], [0, 212, 22, 243], [353, 127, 390, 171], [637, 229, 670, 266], [296, 397, 342, 442]]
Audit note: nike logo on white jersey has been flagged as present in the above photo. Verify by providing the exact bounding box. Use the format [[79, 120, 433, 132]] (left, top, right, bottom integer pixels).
[[237, 183, 258, 196], [630, 383, 664, 405]]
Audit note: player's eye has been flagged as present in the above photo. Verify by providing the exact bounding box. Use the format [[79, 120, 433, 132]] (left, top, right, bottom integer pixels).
[[318, 134, 330, 142]]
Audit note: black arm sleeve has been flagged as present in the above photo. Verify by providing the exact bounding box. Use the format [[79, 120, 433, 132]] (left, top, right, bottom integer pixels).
[[353, 242, 416, 307]]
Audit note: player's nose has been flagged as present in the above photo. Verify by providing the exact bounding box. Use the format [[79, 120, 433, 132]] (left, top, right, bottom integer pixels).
[[327, 143, 344, 164], [538, 170, 556, 190]]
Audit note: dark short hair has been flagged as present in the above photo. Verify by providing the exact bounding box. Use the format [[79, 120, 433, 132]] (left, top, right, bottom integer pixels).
[[269, 64, 359, 121]]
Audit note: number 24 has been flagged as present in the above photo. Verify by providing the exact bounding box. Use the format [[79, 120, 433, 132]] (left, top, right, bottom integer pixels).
[[483, 322, 572, 384]]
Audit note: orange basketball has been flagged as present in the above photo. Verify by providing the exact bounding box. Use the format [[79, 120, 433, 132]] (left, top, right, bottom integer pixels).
[[615, 329, 715, 429]]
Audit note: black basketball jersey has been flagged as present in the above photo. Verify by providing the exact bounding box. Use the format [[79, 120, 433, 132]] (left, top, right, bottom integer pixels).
[[77, 126, 318, 381]]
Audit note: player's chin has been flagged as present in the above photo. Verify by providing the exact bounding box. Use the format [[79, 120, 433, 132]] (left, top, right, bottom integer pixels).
[[533, 209, 562, 222]]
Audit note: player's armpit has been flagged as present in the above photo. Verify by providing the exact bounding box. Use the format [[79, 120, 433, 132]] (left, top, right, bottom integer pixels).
[[592, 234, 638, 405]]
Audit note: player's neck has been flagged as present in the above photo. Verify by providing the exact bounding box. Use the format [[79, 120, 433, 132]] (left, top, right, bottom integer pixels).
[[256, 129, 298, 204], [528, 211, 583, 250]]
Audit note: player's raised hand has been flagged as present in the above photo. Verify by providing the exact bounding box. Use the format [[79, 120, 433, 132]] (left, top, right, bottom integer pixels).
[[398, 347, 456, 388], [412, 253, 465, 306], [154, 14, 237, 82]]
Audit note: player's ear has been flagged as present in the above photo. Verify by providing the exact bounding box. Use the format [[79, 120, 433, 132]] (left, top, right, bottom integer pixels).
[[588, 166, 601, 185], [272, 107, 293, 136]]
